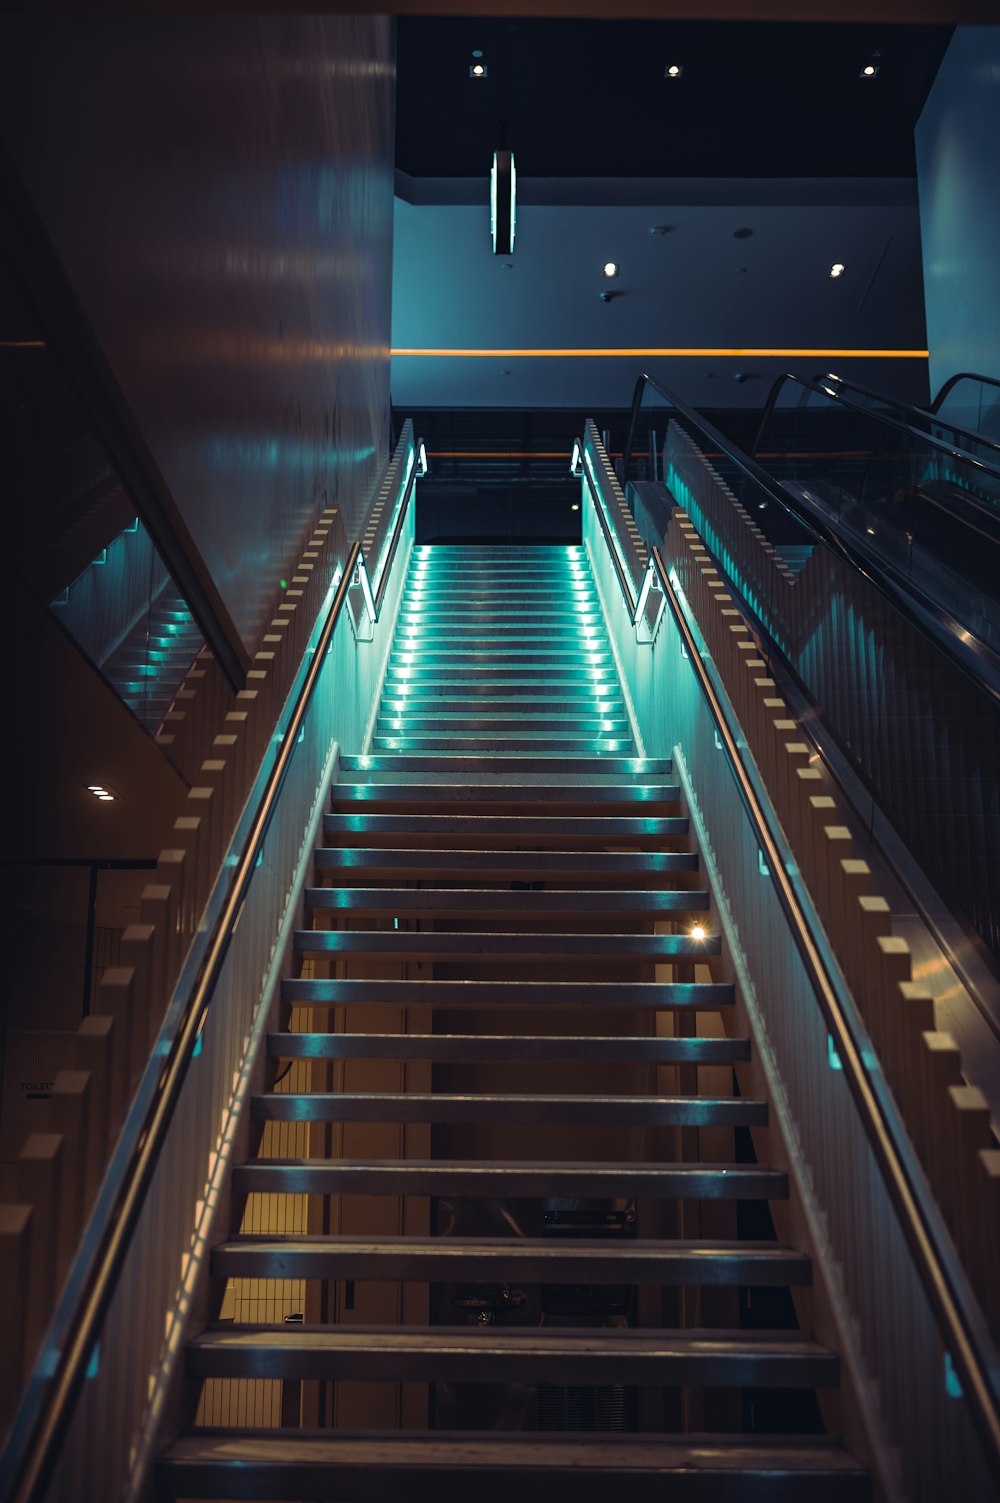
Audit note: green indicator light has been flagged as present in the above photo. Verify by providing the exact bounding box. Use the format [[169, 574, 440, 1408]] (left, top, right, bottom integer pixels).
[[280, 579, 288, 590]]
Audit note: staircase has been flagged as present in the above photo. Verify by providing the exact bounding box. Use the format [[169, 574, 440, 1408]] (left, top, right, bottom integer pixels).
[[157, 544, 868, 1499], [100, 583, 203, 733]]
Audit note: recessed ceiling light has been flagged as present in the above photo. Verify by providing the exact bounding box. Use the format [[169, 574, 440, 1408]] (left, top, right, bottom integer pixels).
[[470, 62, 487, 78], [87, 783, 117, 802], [571, 502, 580, 511], [830, 262, 846, 278], [665, 64, 683, 78], [603, 261, 619, 278], [861, 63, 879, 78]]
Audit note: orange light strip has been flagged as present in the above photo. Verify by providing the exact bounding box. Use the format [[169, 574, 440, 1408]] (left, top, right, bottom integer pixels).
[[393, 346, 929, 359], [0, 339, 46, 348]]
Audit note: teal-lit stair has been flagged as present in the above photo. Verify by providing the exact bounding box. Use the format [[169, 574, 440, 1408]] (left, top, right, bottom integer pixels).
[[157, 542, 866, 1501]]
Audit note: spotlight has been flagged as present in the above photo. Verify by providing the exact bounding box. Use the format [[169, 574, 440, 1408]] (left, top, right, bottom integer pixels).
[[830, 263, 846, 278], [603, 261, 618, 278], [470, 62, 488, 78], [690, 924, 707, 941], [860, 63, 879, 78], [665, 64, 683, 78]]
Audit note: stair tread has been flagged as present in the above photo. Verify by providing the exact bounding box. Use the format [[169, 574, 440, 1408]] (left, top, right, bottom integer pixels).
[[185, 1323, 832, 1387], [314, 848, 699, 871], [339, 755, 669, 774], [251, 1091, 766, 1125], [303, 887, 709, 912], [234, 1158, 786, 1195], [293, 931, 721, 956], [209, 1240, 809, 1282], [323, 814, 690, 836], [281, 978, 731, 1005], [266, 1031, 743, 1060], [161, 1428, 864, 1464]]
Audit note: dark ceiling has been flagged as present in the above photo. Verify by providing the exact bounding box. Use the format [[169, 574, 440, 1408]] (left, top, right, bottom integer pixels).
[[396, 18, 953, 179]]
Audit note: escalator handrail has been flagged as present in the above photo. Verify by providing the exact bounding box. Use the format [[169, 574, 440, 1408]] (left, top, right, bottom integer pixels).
[[813, 371, 1000, 461], [933, 369, 1000, 416], [753, 371, 1000, 496], [1, 432, 421, 1503], [622, 371, 1000, 707], [755, 370, 1000, 546]]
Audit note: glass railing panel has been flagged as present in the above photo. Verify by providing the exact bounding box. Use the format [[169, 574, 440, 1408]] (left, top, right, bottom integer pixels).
[[934, 373, 1000, 444], [754, 382, 1000, 649], [817, 373, 1000, 470]]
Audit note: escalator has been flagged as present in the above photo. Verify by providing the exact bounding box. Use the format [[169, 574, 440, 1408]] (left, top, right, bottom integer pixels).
[[749, 371, 1000, 657]]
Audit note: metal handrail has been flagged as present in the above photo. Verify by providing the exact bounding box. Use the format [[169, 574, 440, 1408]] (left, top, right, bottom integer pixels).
[[572, 428, 662, 642], [620, 371, 1000, 707], [643, 539, 1000, 1480], [933, 370, 1000, 416], [2, 438, 422, 1503], [813, 372, 1000, 460]]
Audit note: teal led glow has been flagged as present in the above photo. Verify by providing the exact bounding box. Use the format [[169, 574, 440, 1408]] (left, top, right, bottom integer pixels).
[[827, 1035, 843, 1071], [944, 1352, 963, 1399], [85, 1343, 100, 1380]]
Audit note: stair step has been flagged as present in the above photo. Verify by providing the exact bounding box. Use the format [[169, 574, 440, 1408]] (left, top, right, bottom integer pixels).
[[391, 652, 613, 666], [234, 1158, 781, 1198], [268, 1032, 741, 1064], [372, 737, 635, 753], [332, 782, 680, 804], [340, 754, 670, 776], [156, 1430, 868, 1502], [281, 978, 731, 1008], [186, 1325, 829, 1386], [313, 848, 700, 876], [209, 1239, 807, 1286], [376, 716, 631, 732], [292, 930, 720, 961], [303, 887, 710, 917], [323, 813, 690, 841], [383, 671, 621, 686], [397, 614, 603, 626], [251, 1092, 766, 1127], [382, 682, 622, 699]]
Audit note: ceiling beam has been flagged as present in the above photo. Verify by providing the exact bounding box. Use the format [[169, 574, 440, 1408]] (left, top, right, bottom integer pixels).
[[55, 2, 992, 20]]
